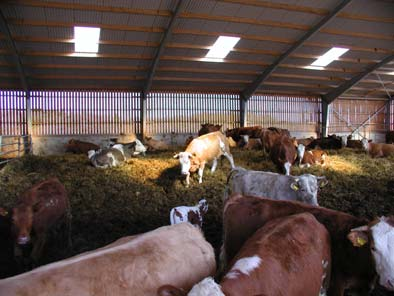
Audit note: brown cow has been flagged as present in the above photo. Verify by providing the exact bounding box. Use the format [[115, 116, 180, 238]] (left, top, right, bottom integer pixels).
[[296, 144, 328, 168], [362, 138, 394, 158], [144, 137, 169, 151], [198, 123, 222, 136], [243, 138, 263, 150], [0, 223, 216, 296], [222, 195, 394, 295], [260, 127, 290, 154], [225, 126, 263, 142], [65, 139, 99, 154], [269, 136, 297, 175], [11, 178, 71, 267], [386, 131, 394, 144], [159, 213, 331, 296], [174, 131, 235, 186]]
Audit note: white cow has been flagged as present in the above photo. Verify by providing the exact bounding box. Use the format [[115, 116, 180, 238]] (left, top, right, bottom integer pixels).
[[174, 131, 235, 186]]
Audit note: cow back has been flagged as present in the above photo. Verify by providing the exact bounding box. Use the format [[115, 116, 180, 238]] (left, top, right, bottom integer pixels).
[[186, 131, 230, 161]]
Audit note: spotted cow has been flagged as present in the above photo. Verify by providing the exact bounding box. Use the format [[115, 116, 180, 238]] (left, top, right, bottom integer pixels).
[[170, 199, 208, 228]]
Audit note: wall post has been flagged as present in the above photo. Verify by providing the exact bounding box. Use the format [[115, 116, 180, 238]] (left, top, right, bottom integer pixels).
[[321, 98, 330, 137]]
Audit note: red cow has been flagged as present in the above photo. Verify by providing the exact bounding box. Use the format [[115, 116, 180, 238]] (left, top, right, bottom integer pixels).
[[12, 178, 72, 267], [225, 126, 263, 142], [260, 127, 291, 153], [269, 136, 297, 175], [64, 139, 99, 154], [159, 213, 331, 296], [198, 124, 222, 136], [222, 195, 394, 295]]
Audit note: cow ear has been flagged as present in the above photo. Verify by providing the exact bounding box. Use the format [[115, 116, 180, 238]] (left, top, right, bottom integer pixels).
[[318, 177, 328, 188], [290, 182, 299, 191], [347, 228, 369, 247], [173, 153, 179, 159]]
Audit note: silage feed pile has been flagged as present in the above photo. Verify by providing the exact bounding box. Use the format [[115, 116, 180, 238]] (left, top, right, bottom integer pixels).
[[0, 147, 393, 268]]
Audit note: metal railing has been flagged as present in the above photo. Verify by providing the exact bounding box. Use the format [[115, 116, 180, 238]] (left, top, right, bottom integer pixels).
[[0, 135, 32, 166]]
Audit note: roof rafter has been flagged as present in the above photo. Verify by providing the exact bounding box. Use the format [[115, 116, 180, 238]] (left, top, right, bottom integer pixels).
[[241, 0, 353, 100], [0, 8, 28, 90], [142, 0, 187, 96], [322, 54, 394, 103]]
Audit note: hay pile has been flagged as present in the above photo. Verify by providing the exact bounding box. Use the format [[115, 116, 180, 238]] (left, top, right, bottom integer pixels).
[[0, 147, 393, 275]]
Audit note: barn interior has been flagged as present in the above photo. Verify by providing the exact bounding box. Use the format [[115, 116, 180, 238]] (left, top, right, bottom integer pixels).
[[0, 0, 393, 295]]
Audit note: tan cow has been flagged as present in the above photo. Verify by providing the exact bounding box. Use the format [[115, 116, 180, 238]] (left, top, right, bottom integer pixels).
[[0, 223, 216, 296], [144, 137, 169, 151], [362, 139, 394, 158], [174, 131, 235, 186]]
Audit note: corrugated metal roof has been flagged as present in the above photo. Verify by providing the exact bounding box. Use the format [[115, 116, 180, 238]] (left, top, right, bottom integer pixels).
[[0, 0, 392, 98]]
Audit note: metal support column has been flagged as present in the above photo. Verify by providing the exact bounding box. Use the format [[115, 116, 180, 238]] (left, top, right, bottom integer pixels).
[[24, 90, 32, 153], [387, 96, 393, 131], [240, 94, 248, 127], [321, 99, 330, 137], [140, 92, 147, 139]]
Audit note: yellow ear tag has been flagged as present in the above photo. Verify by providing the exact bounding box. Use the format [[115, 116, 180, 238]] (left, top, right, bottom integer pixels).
[[291, 183, 299, 191], [357, 237, 367, 246]]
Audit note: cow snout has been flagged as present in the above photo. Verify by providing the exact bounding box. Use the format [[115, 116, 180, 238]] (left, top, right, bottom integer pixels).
[[17, 235, 30, 245]]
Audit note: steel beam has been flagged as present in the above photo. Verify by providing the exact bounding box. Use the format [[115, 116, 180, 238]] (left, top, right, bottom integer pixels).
[[321, 98, 330, 137], [241, 0, 353, 100], [323, 54, 394, 104], [142, 0, 187, 96], [0, 8, 28, 91], [140, 92, 147, 139], [240, 94, 247, 127]]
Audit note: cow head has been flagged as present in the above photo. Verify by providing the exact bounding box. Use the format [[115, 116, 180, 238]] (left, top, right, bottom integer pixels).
[[174, 152, 200, 174], [12, 205, 33, 245], [290, 175, 327, 206], [134, 139, 147, 155], [198, 199, 208, 214], [361, 138, 372, 151], [348, 216, 394, 291]]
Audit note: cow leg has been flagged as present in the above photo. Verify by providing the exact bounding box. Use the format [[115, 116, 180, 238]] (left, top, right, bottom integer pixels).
[[198, 164, 205, 184], [211, 158, 218, 173], [31, 234, 46, 266], [223, 153, 235, 169]]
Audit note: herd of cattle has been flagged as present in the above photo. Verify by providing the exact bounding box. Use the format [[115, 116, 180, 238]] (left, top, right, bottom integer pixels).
[[0, 124, 393, 295]]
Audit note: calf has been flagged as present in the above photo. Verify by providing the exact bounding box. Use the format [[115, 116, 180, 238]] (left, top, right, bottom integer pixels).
[[0, 223, 216, 296], [174, 131, 235, 186], [64, 139, 99, 154], [11, 178, 71, 267], [297, 144, 328, 168], [361, 138, 394, 158], [110, 139, 147, 156], [159, 213, 331, 296], [225, 167, 327, 206], [222, 195, 394, 295], [198, 123, 222, 136], [144, 137, 169, 151], [269, 135, 297, 175], [88, 145, 126, 168], [170, 199, 208, 228]]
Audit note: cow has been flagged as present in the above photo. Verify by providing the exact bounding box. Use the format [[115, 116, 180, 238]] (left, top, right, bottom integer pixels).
[[221, 195, 394, 295], [225, 167, 327, 206], [243, 138, 263, 150], [174, 131, 235, 187], [269, 135, 298, 175], [386, 131, 394, 144], [0, 207, 17, 278], [225, 126, 263, 142], [88, 145, 126, 168], [144, 137, 169, 151], [159, 213, 331, 296], [0, 223, 216, 296], [307, 134, 342, 150], [64, 139, 100, 154], [260, 127, 291, 154], [169, 199, 208, 228], [361, 138, 394, 158], [297, 144, 328, 168], [11, 178, 71, 269], [110, 139, 147, 156], [198, 123, 222, 136], [227, 137, 237, 148], [296, 136, 315, 147]]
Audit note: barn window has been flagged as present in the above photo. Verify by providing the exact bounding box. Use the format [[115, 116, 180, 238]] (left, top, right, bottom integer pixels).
[[73, 26, 101, 55], [202, 36, 240, 62], [311, 47, 349, 67]]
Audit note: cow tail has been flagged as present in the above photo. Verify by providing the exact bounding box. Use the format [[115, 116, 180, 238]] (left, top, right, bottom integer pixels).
[[169, 208, 175, 225]]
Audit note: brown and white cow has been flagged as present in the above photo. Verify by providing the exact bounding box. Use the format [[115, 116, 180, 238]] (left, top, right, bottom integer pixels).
[[198, 123, 222, 136], [225, 167, 326, 206], [11, 178, 71, 267], [0, 223, 216, 296], [269, 135, 298, 175], [170, 199, 208, 228], [260, 127, 291, 154], [64, 139, 99, 154], [362, 138, 394, 158], [222, 195, 394, 295], [297, 144, 328, 168], [174, 131, 235, 186], [225, 126, 263, 142], [243, 138, 263, 150], [159, 213, 331, 296]]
